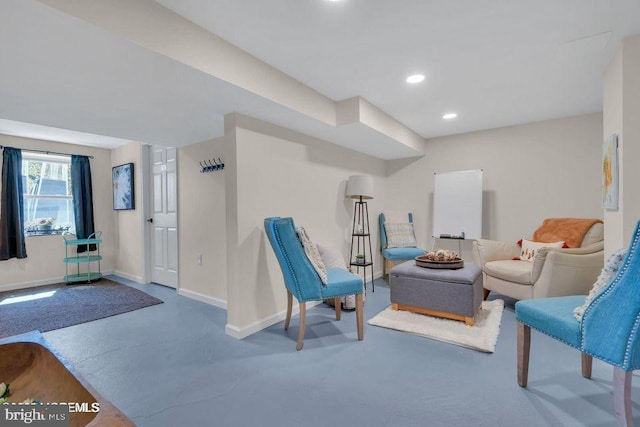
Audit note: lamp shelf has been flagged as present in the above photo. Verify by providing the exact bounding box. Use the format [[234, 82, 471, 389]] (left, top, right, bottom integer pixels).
[[350, 262, 373, 267], [346, 175, 375, 292]]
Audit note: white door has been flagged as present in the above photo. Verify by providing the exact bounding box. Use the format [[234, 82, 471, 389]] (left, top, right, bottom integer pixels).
[[149, 146, 178, 288]]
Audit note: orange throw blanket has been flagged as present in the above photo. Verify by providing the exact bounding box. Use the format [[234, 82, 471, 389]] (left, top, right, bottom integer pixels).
[[532, 218, 603, 248]]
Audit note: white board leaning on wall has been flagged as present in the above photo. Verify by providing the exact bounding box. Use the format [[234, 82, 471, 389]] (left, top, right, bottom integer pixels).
[[433, 169, 483, 240]]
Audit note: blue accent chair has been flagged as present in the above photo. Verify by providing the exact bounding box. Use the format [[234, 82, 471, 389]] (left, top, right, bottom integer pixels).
[[379, 213, 425, 277], [264, 217, 364, 350], [516, 220, 640, 426]]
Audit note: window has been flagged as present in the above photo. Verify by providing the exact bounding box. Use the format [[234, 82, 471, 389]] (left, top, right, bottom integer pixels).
[[22, 153, 75, 235]]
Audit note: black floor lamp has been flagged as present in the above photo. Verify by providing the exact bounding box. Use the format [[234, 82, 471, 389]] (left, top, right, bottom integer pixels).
[[346, 175, 375, 292]]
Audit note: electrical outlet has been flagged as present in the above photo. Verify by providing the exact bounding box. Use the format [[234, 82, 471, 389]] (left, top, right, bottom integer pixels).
[[197, 254, 202, 265]]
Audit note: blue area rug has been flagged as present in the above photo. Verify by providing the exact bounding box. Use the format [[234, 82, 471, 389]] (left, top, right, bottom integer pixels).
[[0, 279, 163, 339]]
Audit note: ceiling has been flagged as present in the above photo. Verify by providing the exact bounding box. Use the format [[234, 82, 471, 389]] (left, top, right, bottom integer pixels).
[[156, 0, 640, 137], [1, 0, 639, 157]]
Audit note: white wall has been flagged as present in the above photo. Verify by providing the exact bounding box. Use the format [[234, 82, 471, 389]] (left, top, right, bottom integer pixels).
[[386, 113, 603, 261], [111, 142, 145, 282], [603, 41, 625, 256], [224, 114, 387, 337], [177, 137, 227, 307], [1, 111, 606, 342], [216, 112, 603, 337], [603, 35, 640, 257], [0, 134, 116, 290], [1, 111, 605, 342]]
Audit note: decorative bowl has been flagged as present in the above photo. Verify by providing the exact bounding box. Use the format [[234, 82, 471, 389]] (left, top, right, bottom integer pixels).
[[415, 255, 464, 269]]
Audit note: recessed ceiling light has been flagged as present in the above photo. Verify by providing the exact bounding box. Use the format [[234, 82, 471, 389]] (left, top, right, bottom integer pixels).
[[406, 74, 425, 84], [442, 113, 458, 120]]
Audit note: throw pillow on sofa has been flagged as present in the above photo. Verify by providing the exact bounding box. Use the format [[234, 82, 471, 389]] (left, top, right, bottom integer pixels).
[[574, 248, 627, 321], [519, 239, 564, 261]]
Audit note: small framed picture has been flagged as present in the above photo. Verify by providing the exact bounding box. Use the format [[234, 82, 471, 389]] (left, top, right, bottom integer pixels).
[[112, 163, 135, 210]]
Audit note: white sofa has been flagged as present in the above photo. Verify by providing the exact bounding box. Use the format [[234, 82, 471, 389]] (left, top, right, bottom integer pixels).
[[472, 222, 604, 300]]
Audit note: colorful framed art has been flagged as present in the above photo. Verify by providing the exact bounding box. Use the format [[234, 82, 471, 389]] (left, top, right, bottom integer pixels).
[[112, 163, 135, 210]]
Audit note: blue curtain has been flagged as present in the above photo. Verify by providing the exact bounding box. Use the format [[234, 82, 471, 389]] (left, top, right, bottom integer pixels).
[[0, 147, 27, 260], [71, 155, 96, 253]]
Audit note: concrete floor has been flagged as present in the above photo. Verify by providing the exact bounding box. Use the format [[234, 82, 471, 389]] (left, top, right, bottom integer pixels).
[[39, 275, 639, 426]]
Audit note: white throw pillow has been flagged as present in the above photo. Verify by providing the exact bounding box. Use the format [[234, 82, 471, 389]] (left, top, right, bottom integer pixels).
[[295, 227, 328, 284], [519, 239, 564, 262], [316, 243, 365, 309], [383, 211, 409, 224], [317, 243, 346, 269], [574, 248, 627, 321], [385, 223, 417, 248]]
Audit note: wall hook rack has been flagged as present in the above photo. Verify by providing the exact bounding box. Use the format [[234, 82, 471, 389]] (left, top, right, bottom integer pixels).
[[200, 158, 224, 173]]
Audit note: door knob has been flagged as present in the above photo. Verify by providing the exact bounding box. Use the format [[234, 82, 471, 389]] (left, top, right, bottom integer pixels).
[[147, 218, 153, 223]]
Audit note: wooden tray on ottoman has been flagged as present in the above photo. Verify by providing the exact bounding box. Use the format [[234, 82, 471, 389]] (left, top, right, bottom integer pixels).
[[415, 255, 464, 269]]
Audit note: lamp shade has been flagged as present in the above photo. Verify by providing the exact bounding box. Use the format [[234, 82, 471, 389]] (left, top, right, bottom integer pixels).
[[346, 175, 374, 199]]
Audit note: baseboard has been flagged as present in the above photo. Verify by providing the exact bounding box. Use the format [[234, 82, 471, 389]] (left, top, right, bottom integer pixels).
[[113, 270, 143, 284], [359, 270, 383, 284], [224, 270, 382, 340], [225, 300, 322, 340], [178, 288, 227, 309], [0, 276, 65, 293], [0, 269, 126, 293]]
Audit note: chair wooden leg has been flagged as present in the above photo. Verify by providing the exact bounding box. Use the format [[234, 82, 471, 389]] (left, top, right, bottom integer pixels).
[[382, 258, 387, 277], [614, 366, 633, 426], [581, 353, 592, 379], [284, 291, 293, 331], [387, 260, 394, 278], [335, 297, 341, 320], [296, 302, 306, 351], [356, 293, 364, 341], [483, 288, 490, 300], [517, 322, 531, 387]]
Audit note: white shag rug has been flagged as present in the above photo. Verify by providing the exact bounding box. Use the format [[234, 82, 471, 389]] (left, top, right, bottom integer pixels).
[[368, 299, 505, 353]]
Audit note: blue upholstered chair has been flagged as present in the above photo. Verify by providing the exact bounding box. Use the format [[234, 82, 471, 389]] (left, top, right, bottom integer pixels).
[[379, 213, 425, 278], [264, 217, 364, 350], [516, 220, 640, 426]]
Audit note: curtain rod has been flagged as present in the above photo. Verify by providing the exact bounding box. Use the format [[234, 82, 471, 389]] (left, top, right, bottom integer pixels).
[[0, 145, 94, 159]]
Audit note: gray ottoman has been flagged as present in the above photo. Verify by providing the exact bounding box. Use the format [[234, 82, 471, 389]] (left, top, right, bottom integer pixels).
[[390, 261, 483, 326]]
